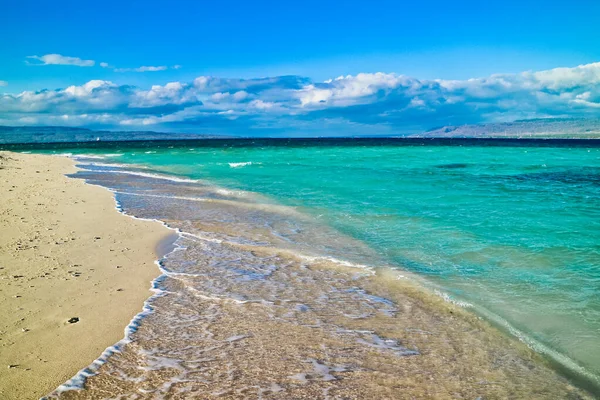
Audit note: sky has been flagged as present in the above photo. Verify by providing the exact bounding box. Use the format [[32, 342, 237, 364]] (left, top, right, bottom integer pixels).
[[1, 0, 600, 136]]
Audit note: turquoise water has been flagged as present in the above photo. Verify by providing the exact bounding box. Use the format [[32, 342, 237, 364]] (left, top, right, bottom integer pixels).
[[33, 140, 600, 386]]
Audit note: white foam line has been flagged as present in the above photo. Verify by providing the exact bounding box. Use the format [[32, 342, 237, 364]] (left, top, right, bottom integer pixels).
[[43, 183, 186, 398], [414, 277, 600, 386], [228, 161, 259, 168], [113, 191, 271, 214], [56, 153, 124, 159], [425, 282, 600, 387], [50, 156, 200, 184], [433, 290, 473, 308], [71, 158, 252, 199], [75, 161, 148, 169], [49, 155, 600, 394], [300, 255, 376, 275], [178, 230, 376, 275], [466, 300, 600, 388], [186, 286, 249, 304], [71, 154, 106, 160], [180, 231, 223, 244], [105, 170, 201, 183], [115, 191, 212, 203]]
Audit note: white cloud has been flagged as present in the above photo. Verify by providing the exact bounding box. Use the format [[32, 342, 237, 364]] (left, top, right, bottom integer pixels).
[[529, 62, 600, 90], [115, 65, 169, 73], [137, 66, 168, 72], [64, 80, 116, 97], [131, 81, 199, 108], [298, 73, 414, 107], [0, 80, 7, 87], [2, 61, 600, 132], [209, 90, 249, 103], [232, 90, 249, 101], [249, 99, 276, 110], [26, 54, 95, 67], [100, 62, 110, 68], [210, 92, 230, 102]]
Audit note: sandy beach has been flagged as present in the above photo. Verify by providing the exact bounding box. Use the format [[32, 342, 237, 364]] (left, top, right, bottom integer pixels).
[[0, 152, 172, 399]]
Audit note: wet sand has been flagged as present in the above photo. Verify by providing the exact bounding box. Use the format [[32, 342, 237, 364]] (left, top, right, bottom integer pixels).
[[0, 151, 593, 399], [48, 238, 591, 399], [0, 152, 171, 399]]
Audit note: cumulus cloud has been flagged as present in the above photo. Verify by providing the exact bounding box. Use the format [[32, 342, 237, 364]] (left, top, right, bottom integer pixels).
[[192, 75, 308, 94], [131, 82, 200, 108], [26, 54, 95, 67], [2, 62, 600, 134], [0, 80, 7, 87], [115, 65, 181, 73], [295, 63, 600, 127], [297, 73, 417, 107], [209, 90, 249, 103], [100, 62, 110, 68]]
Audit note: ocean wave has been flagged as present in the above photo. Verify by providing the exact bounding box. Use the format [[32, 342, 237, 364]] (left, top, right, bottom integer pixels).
[[112, 189, 309, 218], [468, 300, 600, 389], [299, 254, 376, 274], [53, 158, 600, 396], [229, 161, 259, 168], [70, 153, 124, 159], [71, 154, 106, 160], [78, 162, 145, 169], [106, 170, 201, 183], [433, 290, 474, 308]]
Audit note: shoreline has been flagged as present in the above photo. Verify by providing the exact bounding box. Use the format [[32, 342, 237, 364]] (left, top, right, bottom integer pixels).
[[0, 152, 172, 399], [0, 151, 594, 399]]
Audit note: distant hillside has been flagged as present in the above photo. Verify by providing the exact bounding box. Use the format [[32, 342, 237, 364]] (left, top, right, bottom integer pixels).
[[410, 118, 600, 139], [2, 119, 600, 144], [0, 126, 226, 144]]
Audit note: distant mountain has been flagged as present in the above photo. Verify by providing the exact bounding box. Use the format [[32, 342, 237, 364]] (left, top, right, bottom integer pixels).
[[2, 119, 600, 144], [410, 118, 600, 139], [0, 126, 227, 144]]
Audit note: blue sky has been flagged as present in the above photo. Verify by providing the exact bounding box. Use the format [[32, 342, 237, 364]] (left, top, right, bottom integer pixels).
[[1, 0, 600, 136]]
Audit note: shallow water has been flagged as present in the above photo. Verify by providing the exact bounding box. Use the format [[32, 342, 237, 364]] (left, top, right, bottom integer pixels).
[[28, 139, 600, 397]]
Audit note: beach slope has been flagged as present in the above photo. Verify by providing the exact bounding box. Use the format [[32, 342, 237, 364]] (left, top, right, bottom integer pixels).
[[0, 152, 171, 399]]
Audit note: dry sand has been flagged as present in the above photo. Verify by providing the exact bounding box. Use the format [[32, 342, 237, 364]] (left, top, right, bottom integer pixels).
[[0, 151, 172, 400]]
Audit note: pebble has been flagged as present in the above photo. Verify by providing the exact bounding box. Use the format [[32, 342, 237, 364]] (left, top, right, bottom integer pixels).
[[68, 317, 79, 324]]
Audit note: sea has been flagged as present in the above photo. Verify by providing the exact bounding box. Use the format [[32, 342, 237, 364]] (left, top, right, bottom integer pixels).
[[12, 138, 599, 398]]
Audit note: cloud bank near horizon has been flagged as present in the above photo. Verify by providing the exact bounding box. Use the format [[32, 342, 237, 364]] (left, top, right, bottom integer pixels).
[[2, 62, 600, 136]]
